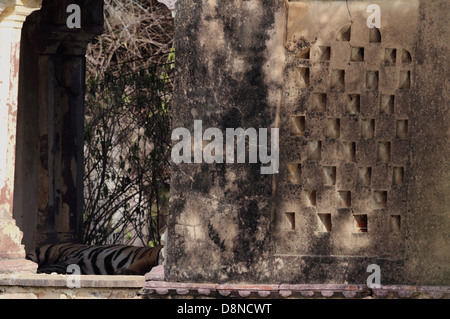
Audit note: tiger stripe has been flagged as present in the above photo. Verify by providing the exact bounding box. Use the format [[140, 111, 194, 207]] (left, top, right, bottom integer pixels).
[[26, 244, 163, 275]]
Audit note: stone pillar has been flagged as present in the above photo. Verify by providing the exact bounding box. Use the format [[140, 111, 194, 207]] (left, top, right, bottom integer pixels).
[[166, 0, 286, 283], [0, 0, 42, 272], [13, 0, 103, 249]]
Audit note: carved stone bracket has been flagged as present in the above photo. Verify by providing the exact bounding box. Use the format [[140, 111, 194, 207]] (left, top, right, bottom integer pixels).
[[0, 0, 42, 28]]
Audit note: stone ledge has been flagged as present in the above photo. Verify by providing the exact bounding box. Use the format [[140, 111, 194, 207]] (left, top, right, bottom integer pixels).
[[1, 273, 449, 299], [0, 273, 145, 288], [141, 281, 450, 299]]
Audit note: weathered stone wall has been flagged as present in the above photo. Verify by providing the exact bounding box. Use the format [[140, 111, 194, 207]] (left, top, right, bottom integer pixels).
[[166, 0, 286, 284], [273, 0, 416, 285], [402, 0, 449, 286], [167, 0, 449, 286]]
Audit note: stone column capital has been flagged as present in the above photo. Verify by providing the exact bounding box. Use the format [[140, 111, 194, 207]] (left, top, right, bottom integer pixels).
[[0, 0, 42, 28], [24, 0, 103, 55]]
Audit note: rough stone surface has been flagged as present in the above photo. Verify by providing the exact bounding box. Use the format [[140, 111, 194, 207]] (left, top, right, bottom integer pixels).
[[145, 265, 165, 281], [272, 0, 420, 285], [167, 0, 449, 286], [0, 259, 37, 273], [0, 220, 27, 259], [167, 0, 285, 284]]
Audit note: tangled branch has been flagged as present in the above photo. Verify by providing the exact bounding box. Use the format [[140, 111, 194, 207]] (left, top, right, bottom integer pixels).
[[83, 0, 174, 246]]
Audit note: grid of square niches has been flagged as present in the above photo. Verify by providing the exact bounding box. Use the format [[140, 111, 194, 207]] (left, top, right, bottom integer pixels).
[[279, 26, 411, 244]]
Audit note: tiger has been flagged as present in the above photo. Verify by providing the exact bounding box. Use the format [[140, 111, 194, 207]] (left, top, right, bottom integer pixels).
[[26, 243, 163, 275]]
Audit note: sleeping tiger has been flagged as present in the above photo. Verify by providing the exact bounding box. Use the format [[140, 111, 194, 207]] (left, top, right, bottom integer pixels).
[[26, 243, 163, 275]]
